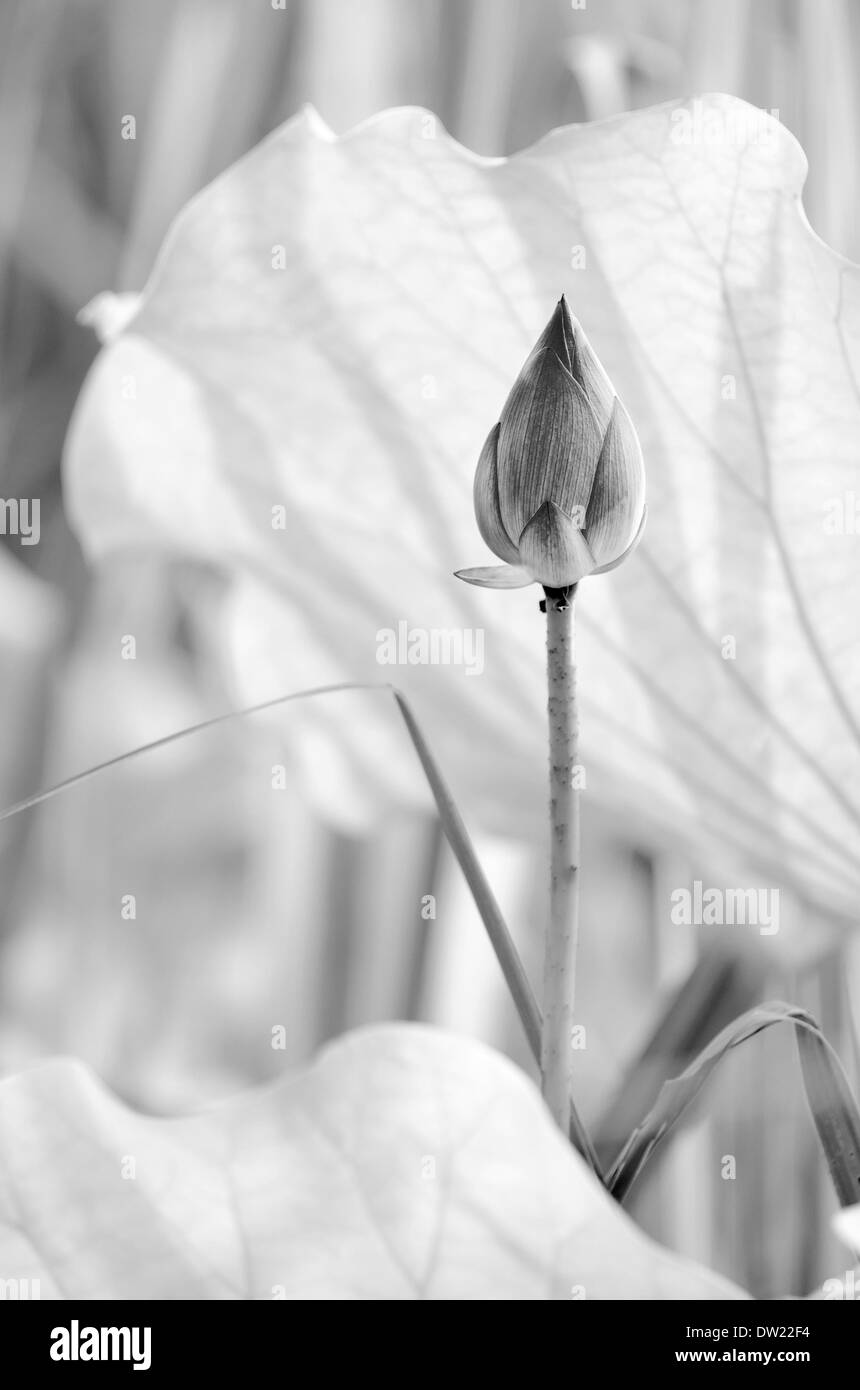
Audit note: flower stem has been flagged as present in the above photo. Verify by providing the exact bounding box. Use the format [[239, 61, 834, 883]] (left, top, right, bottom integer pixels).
[[542, 586, 583, 1135]]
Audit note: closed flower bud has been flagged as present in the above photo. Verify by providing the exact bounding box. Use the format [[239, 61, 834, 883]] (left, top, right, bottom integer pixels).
[[456, 296, 646, 591]]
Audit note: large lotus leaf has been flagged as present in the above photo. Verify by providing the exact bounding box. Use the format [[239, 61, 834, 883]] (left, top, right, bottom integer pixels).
[[0, 1024, 746, 1299], [64, 94, 860, 914]]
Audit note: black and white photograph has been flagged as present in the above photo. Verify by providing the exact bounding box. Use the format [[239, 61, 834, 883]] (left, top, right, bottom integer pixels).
[[0, 0, 859, 1345]]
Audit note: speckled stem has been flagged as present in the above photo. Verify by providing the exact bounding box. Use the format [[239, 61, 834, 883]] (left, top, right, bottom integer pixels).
[[542, 589, 580, 1132]]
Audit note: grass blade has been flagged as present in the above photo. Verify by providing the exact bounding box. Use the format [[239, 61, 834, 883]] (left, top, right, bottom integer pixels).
[[795, 1022, 860, 1208], [390, 692, 542, 1055], [607, 1001, 860, 1207], [392, 691, 600, 1175], [0, 681, 542, 1050], [0, 681, 603, 1173], [594, 953, 761, 1167]]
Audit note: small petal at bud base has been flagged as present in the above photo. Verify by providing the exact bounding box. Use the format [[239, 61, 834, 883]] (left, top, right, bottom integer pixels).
[[454, 564, 534, 589]]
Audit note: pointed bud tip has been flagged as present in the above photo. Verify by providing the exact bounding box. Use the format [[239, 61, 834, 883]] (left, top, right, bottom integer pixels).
[[556, 295, 581, 337], [536, 296, 576, 373]]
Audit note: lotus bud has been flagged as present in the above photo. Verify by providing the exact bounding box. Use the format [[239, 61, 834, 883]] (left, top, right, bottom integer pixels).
[[456, 296, 646, 593]]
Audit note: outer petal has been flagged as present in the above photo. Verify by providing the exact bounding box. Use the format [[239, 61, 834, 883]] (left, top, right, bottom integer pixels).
[[497, 351, 603, 539], [570, 318, 616, 437], [584, 398, 646, 566], [518, 501, 596, 587], [454, 564, 534, 589], [473, 424, 520, 564], [590, 505, 647, 575]]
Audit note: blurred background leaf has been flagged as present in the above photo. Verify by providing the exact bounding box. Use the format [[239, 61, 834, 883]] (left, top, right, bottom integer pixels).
[[64, 95, 860, 922]]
